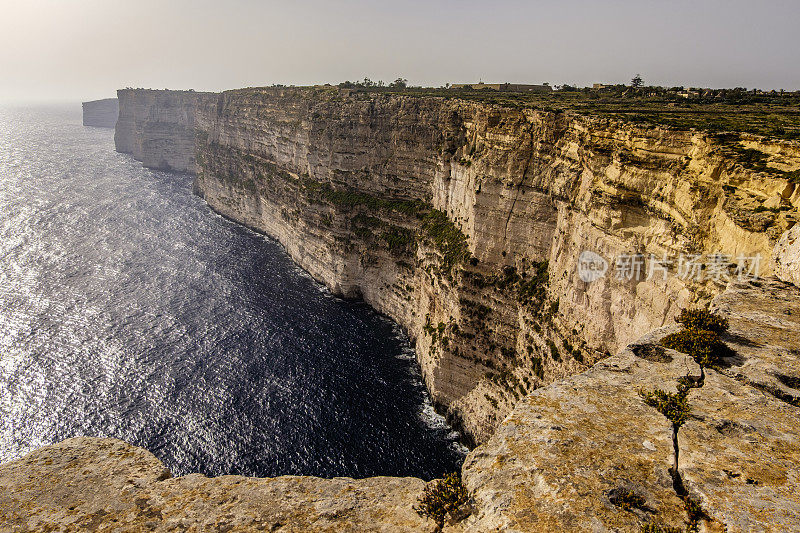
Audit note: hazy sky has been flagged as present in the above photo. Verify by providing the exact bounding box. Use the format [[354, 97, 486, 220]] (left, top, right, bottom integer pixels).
[[1, 0, 798, 103]]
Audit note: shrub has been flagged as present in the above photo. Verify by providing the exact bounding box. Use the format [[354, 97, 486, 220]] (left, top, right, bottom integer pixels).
[[381, 226, 416, 255], [517, 261, 548, 304], [683, 497, 709, 532], [661, 329, 727, 368], [547, 340, 560, 361], [484, 394, 498, 409], [675, 308, 728, 333], [640, 387, 691, 428], [662, 307, 732, 367], [420, 209, 470, 273], [416, 472, 471, 526], [610, 489, 647, 511], [531, 357, 544, 379]]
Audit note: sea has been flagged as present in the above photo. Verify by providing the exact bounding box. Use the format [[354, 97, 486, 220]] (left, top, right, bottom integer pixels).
[[0, 104, 465, 479]]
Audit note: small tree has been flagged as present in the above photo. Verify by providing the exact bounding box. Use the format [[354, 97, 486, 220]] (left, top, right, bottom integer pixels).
[[416, 472, 471, 527], [389, 77, 408, 88], [661, 308, 730, 368], [631, 74, 644, 88]]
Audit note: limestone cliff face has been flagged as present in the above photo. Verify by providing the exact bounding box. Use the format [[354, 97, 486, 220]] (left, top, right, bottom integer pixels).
[[82, 98, 119, 128], [774, 223, 800, 285], [115, 89, 215, 173], [115, 87, 800, 445]]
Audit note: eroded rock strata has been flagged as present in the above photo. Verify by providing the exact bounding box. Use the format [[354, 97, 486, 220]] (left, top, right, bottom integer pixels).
[[114, 89, 211, 173], [116, 87, 799, 446], [3, 279, 800, 531]]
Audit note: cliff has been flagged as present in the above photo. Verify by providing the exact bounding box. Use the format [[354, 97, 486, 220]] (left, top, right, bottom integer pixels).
[[2, 87, 800, 531], [3, 278, 800, 531], [81, 98, 119, 128], [116, 87, 800, 445], [114, 89, 214, 173]]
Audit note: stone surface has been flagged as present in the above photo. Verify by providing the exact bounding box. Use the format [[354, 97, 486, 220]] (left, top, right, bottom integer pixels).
[[679, 370, 800, 532], [774, 224, 800, 287], [677, 278, 800, 532], [459, 278, 800, 532], [115, 89, 215, 173], [82, 98, 119, 128], [0, 437, 434, 532], [458, 329, 693, 532]]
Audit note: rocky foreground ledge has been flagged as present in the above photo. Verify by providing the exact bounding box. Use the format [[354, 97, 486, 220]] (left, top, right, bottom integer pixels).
[[462, 278, 800, 532], [2, 278, 800, 532]]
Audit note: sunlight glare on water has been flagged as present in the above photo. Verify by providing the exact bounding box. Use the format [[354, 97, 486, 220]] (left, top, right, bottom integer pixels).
[[0, 105, 464, 479]]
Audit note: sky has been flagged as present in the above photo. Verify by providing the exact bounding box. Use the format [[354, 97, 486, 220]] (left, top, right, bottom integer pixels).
[[0, 0, 798, 103]]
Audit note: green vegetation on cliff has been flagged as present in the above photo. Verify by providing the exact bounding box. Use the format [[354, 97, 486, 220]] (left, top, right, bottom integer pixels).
[[341, 85, 800, 140], [640, 383, 692, 428], [415, 472, 471, 527], [201, 144, 473, 272], [662, 308, 731, 368], [313, 181, 426, 216], [300, 177, 470, 272], [419, 209, 470, 273]]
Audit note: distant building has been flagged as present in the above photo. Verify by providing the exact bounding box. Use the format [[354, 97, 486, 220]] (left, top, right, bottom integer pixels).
[[505, 83, 552, 93], [593, 83, 612, 90], [450, 82, 502, 91], [678, 90, 700, 99], [449, 82, 552, 93]]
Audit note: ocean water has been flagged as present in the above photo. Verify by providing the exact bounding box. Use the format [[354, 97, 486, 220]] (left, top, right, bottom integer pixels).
[[0, 105, 465, 479]]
